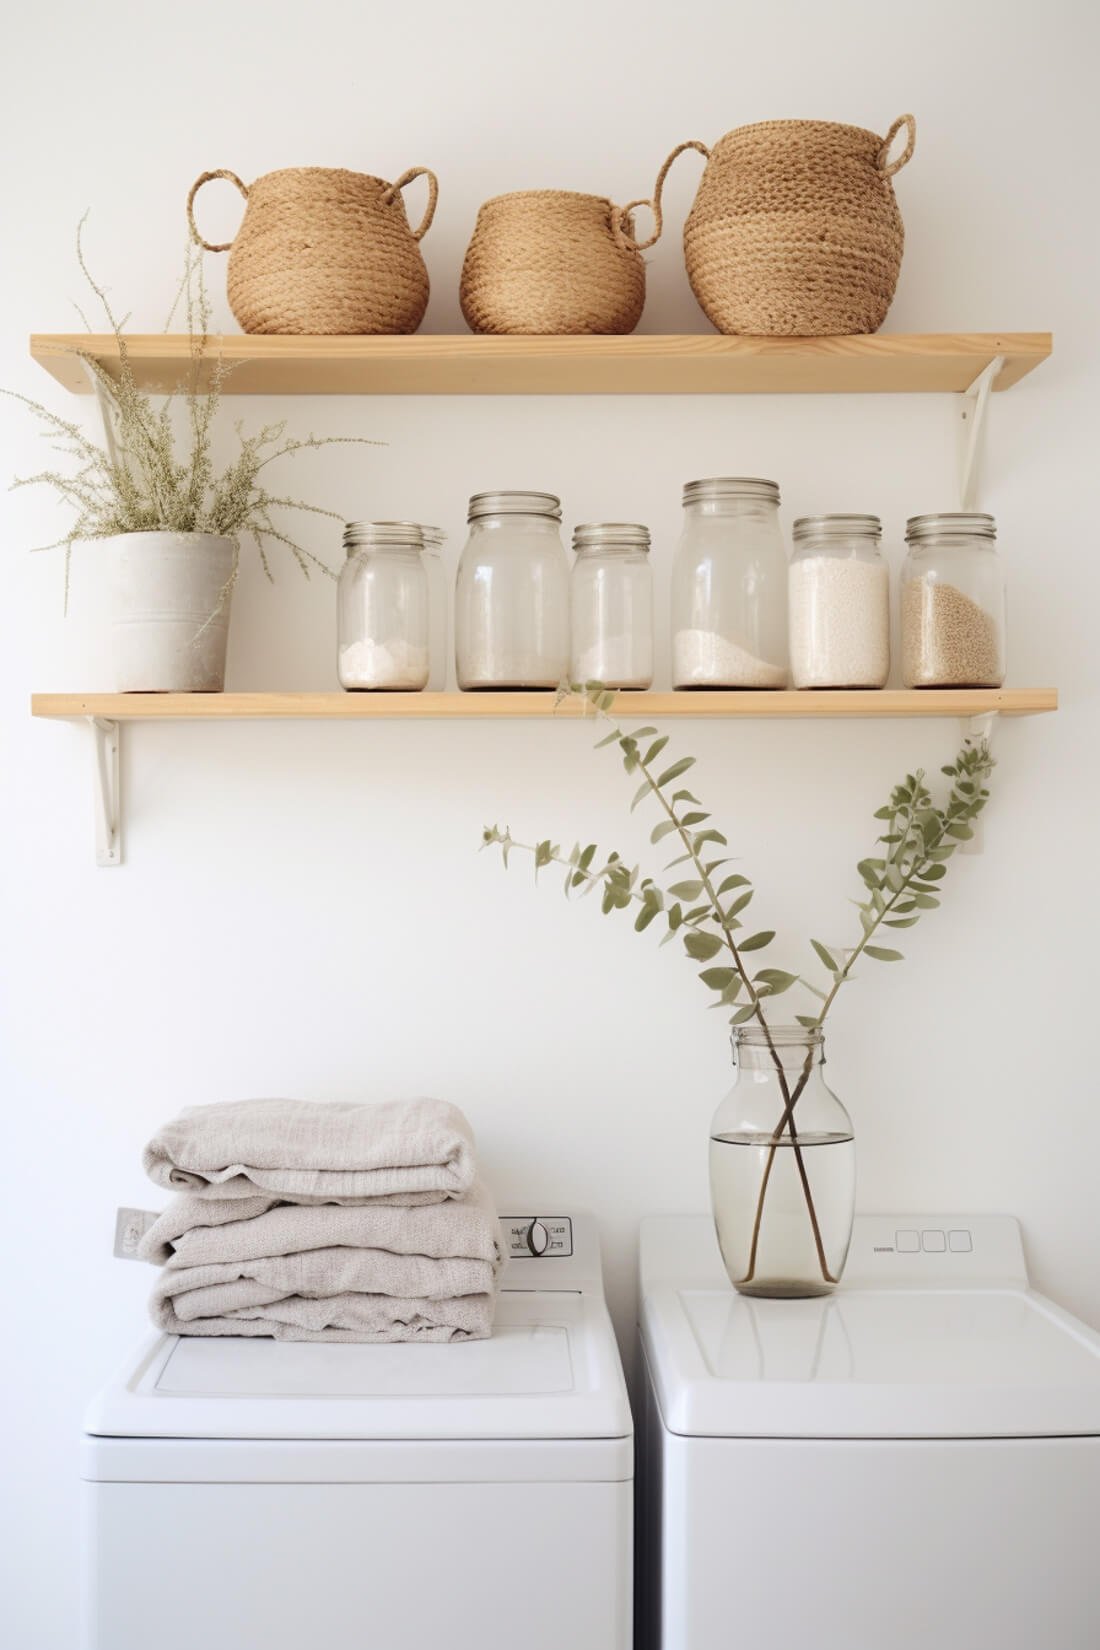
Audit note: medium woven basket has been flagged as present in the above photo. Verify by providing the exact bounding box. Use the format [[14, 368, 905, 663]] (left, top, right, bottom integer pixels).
[[187, 165, 439, 335], [460, 190, 650, 335], [682, 116, 916, 336]]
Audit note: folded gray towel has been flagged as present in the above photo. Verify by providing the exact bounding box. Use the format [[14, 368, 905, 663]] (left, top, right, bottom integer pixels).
[[150, 1285, 496, 1343], [143, 1097, 476, 1204], [139, 1178, 503, 1271]]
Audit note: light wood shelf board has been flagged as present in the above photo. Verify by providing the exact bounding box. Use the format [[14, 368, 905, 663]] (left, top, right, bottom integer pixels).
[[31, 689, 1058, 722], [28, 332, 1052, 397]]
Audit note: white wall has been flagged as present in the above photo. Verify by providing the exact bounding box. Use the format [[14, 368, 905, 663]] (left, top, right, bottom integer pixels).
[[2, 1, 1097, 1641]]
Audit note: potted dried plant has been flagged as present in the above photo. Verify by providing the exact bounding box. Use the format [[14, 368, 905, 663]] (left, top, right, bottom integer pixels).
[[8, 226, 375, 691], [483, 684, 994, 1298]]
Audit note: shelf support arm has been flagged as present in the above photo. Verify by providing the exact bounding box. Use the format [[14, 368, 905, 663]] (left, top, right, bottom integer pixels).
[[958, 355, 1005, 512], [90, 716, 121, 867]]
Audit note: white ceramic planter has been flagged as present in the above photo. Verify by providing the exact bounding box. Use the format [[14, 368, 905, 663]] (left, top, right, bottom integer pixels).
[[103, 532, 237, 692]]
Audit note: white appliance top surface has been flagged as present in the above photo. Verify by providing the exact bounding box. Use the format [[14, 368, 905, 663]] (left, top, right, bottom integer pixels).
[[85, 1213, 632, 1443], [639, 1214, 1100, 1439]]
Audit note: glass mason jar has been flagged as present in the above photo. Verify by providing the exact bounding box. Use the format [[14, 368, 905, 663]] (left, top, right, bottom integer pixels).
[[570, 524, 654, 689], [671, 477, 788, 689], [789, 514, 890, 689], [455, 491, 570, 690], [420, 525, 448, 691], [709, 1025, 855, 1299], [337, 522, 430, 691], [901, 512, 1005, 688]]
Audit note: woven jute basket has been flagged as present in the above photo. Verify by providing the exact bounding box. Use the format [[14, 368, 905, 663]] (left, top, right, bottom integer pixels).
[[460, 187, 662, 335], [187, 165, 439, 335], [679, 115, 916, 336]]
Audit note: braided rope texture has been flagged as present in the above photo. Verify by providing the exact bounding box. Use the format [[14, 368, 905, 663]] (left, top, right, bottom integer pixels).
[[684, 120, 913, 336], [221, 168, 432, 335], [460, 191, 645, 335]]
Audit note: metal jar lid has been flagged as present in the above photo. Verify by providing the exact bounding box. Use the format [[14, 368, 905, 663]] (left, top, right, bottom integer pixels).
[[343, 521, 425, 554], [356, 519, 445, 553], [467, 491, 562, 522], [682, 477, 780, 507], [905, 512, 996, 544], [793, 514, 882, 542], [572, 523, 651, 552]]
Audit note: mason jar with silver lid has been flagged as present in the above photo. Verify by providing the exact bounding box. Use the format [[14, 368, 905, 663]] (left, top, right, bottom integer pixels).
[[789, 514, 889, 689], [455, 491, 569, 690], [570, 523, 653, 690], [901, 512, 1005, 688], [671, 477, 788, 689], [338, 522, 430, 692]]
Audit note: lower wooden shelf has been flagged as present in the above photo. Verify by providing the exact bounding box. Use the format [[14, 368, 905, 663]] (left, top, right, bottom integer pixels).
[[31, 688, 1057, 721]]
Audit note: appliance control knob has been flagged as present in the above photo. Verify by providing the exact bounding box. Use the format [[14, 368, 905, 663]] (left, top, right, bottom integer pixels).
[[527, 1220, 549, 1256]]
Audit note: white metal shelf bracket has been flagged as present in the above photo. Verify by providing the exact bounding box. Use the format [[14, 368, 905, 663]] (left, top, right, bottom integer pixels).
[[958, 355, 1005, 511], [91, 717, 121, 867]]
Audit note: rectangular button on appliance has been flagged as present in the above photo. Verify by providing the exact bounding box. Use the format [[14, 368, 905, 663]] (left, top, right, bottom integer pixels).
[[895, 1229, 920, 1253], [948, 1229, 973, 1252], [921, 1230, 947, 1252]]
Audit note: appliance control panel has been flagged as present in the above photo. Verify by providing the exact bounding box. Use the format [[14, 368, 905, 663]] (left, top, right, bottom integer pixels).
[[842, 1213, 1029, 1286], [501, 1216, 574, 1259]]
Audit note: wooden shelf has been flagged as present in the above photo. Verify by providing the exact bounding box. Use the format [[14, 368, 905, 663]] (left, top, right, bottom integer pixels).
[[29, 332, 1051, 397], [31, 689, 1057, 722]]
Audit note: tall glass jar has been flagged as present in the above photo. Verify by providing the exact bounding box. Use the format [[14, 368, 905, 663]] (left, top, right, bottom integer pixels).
[[789, 514, 889, 689], [455, 492, 570, 690], [570, 524, 654, 689], [901, 513, 1005, 688], [671, 477, 788, 689], [420, 525, 448, 691], [337, 522, 430, 691], [709, 1025, 855, 1299]]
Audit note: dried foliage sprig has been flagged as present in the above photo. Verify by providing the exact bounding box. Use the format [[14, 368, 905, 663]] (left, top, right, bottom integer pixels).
[[482, 683, 995, 1287], [5, 219, 380, 607]]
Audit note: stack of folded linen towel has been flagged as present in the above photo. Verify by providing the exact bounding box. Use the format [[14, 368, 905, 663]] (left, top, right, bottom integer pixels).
[[136, 1097, 502, 1343]]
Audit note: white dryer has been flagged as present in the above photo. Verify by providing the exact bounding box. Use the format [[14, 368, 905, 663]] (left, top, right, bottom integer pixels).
[[638, 1213, 1100, 1650], [83, 1213, 631, 1650]]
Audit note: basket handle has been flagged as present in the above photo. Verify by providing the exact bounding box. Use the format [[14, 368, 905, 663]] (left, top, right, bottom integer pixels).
[[186, 169, 250, 253], [878, 115, 916, 179], [382, 167, 439, 241], [612, 139, 711, 253]]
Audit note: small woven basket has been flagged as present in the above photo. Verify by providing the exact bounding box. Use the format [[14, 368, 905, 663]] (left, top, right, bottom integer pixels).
[[460, 189, 651, 335], [187, 165, 439, 336], [682, 115, 916, 336]]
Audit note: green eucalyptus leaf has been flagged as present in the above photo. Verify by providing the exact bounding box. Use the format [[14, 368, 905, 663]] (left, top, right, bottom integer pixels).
[[680, 811, 709, 826], [811, 939, 838, 972], [730, 1004, 757, 1026], [717, 874, 751, 895], [739, 930, 774, 953], [700, 967, 736, 990], [630, 781, 653, 812], [684, 930, 723, 961], [658, 757, 696, 787], [726, 890, 753, 918], [865, 945, 904, 961], [644, 736, 669, 765], [669, 880, 704, 901], [650, 820, 678, 844]]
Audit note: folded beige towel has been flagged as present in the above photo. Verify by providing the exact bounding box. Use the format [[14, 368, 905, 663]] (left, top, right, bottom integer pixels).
[[139, 1179, 503, 1271], [143, 1098, 476, 1204], [151, 1251, 497, 1343]]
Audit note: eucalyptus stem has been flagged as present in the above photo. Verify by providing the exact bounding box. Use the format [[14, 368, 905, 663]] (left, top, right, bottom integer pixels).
[[482, 688, 994, 1297]]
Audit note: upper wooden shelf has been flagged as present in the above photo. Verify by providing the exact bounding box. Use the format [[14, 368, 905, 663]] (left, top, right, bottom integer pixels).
[[28, 332, 1052, 397], [31, 689, 1057, 722]]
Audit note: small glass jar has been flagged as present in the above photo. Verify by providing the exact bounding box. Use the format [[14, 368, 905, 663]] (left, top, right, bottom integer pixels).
[[671, 477, 788, 689], [455, 491, 570, 690], [710, 1025, 855, 1299], [901, 513, 1005, 688], [337, 522, 430, 691], [570, 524, 654, 689], [789, 515, 889, 689], [420, 525, 448, 691]]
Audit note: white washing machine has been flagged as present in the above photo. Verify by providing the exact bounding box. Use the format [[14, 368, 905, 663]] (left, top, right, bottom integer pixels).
[[638, 1212, 1100, 1650], [83, 1213, 631, 1650]]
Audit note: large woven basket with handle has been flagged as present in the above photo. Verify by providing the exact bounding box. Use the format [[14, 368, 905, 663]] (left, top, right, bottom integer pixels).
[[187, 164, 439, 336], [681, 115, 916, 336]]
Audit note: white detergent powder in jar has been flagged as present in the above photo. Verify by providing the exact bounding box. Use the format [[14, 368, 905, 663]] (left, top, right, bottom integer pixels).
[[788, 515, 889, 689]]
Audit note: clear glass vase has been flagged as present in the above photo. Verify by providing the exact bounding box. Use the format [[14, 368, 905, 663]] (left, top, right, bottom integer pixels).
[[709, 1024, 855, 1299]]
